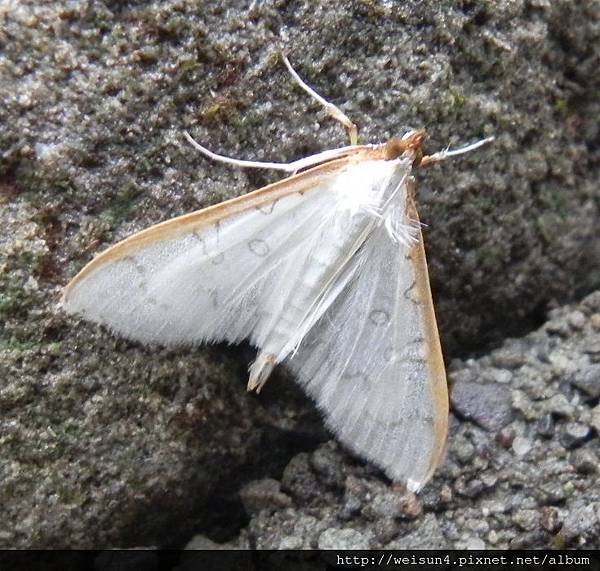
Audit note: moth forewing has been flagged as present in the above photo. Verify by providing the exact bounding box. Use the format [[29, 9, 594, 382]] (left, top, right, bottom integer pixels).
[[61, 150, 406, 356], [62, 160, 344, 345], [61, 154, 367, 308]]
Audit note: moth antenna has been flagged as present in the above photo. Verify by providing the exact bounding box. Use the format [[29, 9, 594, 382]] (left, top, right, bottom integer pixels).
[[420, 136, 494, 167], [282, 54, 358, 146]]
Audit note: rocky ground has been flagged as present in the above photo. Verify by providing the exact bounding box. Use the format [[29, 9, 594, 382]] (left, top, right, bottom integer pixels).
[[215, 291, 600, 550], [0, 0, 598, 549]]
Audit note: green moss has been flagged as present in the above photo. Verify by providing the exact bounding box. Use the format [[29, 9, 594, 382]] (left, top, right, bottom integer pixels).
[[0, 338, 38, 352], [554, 98, 568, 114], [99, 182, 143, 227], [17, 250, 44, 271], [448, 87, 467, 109], [538, 187, 570, 220], [536, 212, 563, 243], [0, 281, 29, 322], [563, 480, 576, 496], [178, 58, 201, 75], [56, 484, 86, 506], [199, 95, 246, 127]]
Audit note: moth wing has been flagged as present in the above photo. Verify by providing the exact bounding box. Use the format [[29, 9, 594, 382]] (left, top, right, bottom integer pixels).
[[62, 162, 351, 347], [287, 202, 448, 491]]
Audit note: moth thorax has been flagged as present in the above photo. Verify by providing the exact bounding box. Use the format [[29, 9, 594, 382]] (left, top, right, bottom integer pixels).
[[383, 130, 426, 166]]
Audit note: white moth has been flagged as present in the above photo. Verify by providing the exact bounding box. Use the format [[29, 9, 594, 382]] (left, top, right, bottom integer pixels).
[[61, 56, 492, 492]]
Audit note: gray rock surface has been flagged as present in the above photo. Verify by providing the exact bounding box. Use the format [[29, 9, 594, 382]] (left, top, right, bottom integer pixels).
[[0, 0, 598, 549]]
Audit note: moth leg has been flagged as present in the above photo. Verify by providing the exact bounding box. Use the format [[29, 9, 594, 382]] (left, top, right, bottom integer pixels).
[[184, 131, 363, 173], [248, 351, 276, 393], [184, 131, 297, 171], [420, 136, 494, 167], [282, 55, 358, 146]]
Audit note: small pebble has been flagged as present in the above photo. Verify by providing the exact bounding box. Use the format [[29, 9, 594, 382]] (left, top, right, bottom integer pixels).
[[392, 486, 422, 519], [582, 292, 600, 312], [484, 368, 512, 384], [367, 491, 405, 519], [567, 310, 586, 330], [342, 482, 365, 517], [491, 349, 526, 369], [584, 341, 600, 359], [557, 501, 599, 543], [281, 453, 320, 502], [540, 506, 561, 533], [185, 534, 226, 549], [591, 405, 600, 433], [239, 479, 292, 515], [560, 422, 591, 449], [451, 381, 514, 431], [279, 536, 303, 549], [512, 436, 532, 456], [539, 483, 567, 504], [545, 319, 570, 337], [318, 528, 369, 550], [372, 517, 399, 544], [546, 394, 575, 418], [388, 514, 447, 549], [571, 363, 600, 398], [495, 427, 516, 448], [454, 476, 486, 499], [465, 537, 486, 550], [310, 443, 344, 486], [512, 509, 538, 531], [535, 414, 555, 438], [440, 484, 453, 504], [569, 449, 598, 474]]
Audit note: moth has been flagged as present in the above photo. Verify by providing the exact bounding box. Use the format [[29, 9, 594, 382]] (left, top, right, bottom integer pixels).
[[62, 56, 492, 492]]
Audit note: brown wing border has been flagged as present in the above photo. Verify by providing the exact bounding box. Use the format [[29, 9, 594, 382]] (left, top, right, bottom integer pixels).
[[406, 188, 449, 484]]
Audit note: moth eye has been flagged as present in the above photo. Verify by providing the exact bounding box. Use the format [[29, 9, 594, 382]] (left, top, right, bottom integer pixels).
[[368, 309, 389, 326], [248, 238, 270, 257]]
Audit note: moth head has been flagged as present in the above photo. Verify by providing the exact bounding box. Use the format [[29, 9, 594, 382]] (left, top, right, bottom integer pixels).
[[382, 130, 426, 166]]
